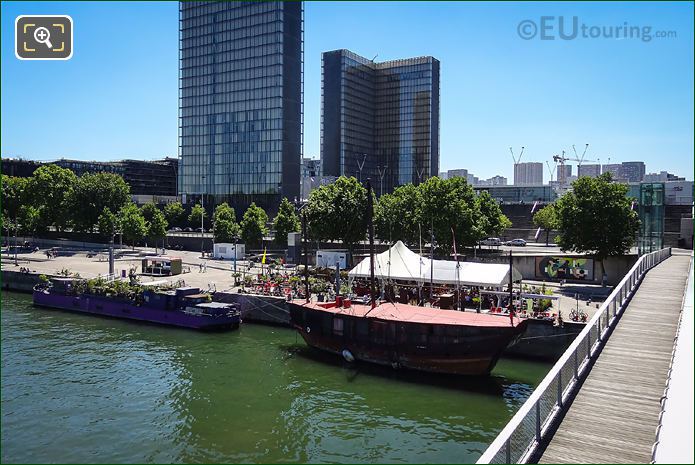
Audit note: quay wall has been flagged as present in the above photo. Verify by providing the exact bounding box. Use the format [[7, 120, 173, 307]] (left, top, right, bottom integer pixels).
[[214, 292, 291, 326], [504, 319, 585, 361], [2, 270, 44, 293]]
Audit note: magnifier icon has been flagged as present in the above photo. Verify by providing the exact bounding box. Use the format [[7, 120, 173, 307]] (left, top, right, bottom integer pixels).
[[33, 27, 53, 49]]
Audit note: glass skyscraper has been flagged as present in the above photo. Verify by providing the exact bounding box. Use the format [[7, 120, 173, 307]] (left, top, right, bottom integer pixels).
[[321, 49, 440, 195], [178, 1, 303, 211]]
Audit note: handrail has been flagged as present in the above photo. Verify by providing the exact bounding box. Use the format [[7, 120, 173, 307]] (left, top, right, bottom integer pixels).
[[477, 247, 672, 464], [650, 252, 693, 463]]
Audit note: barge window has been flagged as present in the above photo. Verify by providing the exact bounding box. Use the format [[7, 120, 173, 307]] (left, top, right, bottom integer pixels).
[[370, 321, 387, 345], [333, 317, 344, 336], [356, 320, 369, 342]]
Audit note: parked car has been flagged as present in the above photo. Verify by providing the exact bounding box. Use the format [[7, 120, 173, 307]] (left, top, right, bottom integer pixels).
[[169, 227, 182, 232], [195, 227, 207, 233], [505, 238, 527, 247], [480, 237, 502, 246], [184, 227, 193, 232]]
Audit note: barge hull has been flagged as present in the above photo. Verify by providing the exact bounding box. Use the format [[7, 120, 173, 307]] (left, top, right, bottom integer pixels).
[[33, 291, 239, 330]]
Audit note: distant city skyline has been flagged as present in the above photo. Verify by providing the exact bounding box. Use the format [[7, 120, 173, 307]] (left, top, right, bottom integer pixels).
[[2, 1, 693, 182]]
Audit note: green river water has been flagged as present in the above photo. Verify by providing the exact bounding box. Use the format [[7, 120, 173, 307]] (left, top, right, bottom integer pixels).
[[1, 291, 551, 463]]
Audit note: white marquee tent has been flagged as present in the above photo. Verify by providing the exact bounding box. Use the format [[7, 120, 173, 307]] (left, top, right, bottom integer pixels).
[[348, 241, 522, 288]]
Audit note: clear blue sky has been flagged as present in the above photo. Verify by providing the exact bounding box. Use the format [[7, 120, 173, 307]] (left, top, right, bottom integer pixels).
[[2, 1, 693, 181]]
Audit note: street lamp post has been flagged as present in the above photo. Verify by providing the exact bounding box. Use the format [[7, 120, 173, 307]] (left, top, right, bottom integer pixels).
[[200, 175, 206, 258], [378, 165, 388, 197], [232, 234, 239, 285], [356, 154, 367, 184]]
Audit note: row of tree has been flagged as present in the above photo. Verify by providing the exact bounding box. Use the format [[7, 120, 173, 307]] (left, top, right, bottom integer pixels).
[[304, 176, 511, 255], [2, 165, 131, 237], [2, 166, 512, 252], [0, 164, 301, 249]]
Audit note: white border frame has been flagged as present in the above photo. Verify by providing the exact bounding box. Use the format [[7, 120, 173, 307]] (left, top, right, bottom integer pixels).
[[15, 15, 73, 61]]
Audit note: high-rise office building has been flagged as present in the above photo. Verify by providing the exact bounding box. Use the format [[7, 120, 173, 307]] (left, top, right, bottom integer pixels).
[[557, 165, 572, 184], [513, 162, 543, 185], [644, 171, 686, 182], [620, 161, 646, 182], [178, 1, 303, 211], [602, 163, 621, 179], [321, 49, 440, 194], [447, 169, 468, 179], [578, 164, 601, 178]]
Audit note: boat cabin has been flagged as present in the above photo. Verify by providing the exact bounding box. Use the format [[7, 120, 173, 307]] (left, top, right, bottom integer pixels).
[[141, 257, 182, 276]]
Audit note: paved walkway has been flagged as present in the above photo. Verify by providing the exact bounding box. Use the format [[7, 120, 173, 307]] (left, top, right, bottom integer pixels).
[[538, 254, 692, 464], [654, 254, 694, 464]]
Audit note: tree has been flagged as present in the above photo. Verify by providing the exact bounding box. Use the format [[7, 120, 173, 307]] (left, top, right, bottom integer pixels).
[[555, 173, 640, 281], [97, 207, 120, 240], [273, 198, 300, 246], [188, 203, 207, 229], [69, 172, 130, 232], [476, 190, 512, 240], [163, 202, 185, 227], [533, 204, 558, 246], [417, 176, 481, 254], [18, 205, 42, 238], [25, 164, 77, 232], [213, 203, 240, 243], [147, 208, 168, 251], [240, 202, 268, 248], [305, 176, 369, 254], [140, 202, 159, 223], [1, 175, 29, 242], [374, 183, 422, 247], [120, 203, 147, 249]]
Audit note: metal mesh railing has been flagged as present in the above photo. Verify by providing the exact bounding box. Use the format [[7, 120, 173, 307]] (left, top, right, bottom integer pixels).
[[477, 248, 672, 464]]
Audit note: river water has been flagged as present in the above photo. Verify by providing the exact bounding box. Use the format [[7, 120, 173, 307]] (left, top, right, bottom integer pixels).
[[1, 291, 550, 463]]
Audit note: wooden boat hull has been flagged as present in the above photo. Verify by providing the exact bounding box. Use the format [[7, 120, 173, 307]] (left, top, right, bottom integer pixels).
[[289, 303, 527, 376]]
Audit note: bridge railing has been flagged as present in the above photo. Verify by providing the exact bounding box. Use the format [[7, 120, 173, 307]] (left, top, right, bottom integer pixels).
[[477, 247, 672, 464]]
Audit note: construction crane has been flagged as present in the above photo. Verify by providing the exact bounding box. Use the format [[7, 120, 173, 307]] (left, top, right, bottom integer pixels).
[[545, 160, 557, 183], [509, 146, 525, 165], [510, 146, 525, 183], [552, 144, 599, 184]]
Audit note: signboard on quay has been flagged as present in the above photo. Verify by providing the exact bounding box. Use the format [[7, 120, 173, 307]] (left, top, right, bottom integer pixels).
[[316, 251, 348, 270], [535, 256, 594, 281]]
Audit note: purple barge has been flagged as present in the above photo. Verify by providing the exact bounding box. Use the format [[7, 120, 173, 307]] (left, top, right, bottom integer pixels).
[[33, 278, 241, 331]]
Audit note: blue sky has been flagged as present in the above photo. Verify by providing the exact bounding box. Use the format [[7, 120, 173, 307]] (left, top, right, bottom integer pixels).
[[2, 1, 693, 181]]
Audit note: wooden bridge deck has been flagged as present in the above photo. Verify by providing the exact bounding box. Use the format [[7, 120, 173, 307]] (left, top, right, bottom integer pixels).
[[538, 254, 692, 464]]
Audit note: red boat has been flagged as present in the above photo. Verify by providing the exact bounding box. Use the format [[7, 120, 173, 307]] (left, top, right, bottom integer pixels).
[[290, 180, 527, 376], [288, 297, 527, 376]]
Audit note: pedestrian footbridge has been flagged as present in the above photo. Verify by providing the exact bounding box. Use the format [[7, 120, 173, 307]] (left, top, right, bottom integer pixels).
[[477, 248, 693, 464]]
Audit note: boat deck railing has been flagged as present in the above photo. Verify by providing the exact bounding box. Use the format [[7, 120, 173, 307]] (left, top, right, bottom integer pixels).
[[476, 247, 672, 464]]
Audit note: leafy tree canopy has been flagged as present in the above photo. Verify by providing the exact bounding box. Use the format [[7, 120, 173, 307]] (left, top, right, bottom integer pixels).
[[1, 175, 29, 220], [476, 190, 512, 238], [374, 183, 422, 247], [416, 176, 481, 254], [120, 203, 147, 248], [25, 165, 77, 232], [240, 202, 268, 248], [306, 176, 369, 251], [213, 202, 240, 243], [188, 203, 207, 228], [273, 197, 300, 246], [97, 207, 120, 240], [533, 204, 558, 246], [555, 173, 640, 275], [147, 208, 168, 244], [163, 202, 186, 227], [69, 172, 130, 232]]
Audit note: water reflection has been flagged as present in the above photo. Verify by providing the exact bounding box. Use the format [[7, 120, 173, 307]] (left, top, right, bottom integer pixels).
[[2, 292, 550, 463]]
